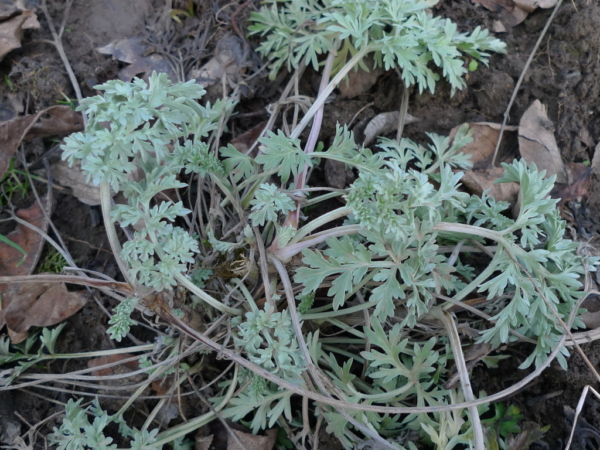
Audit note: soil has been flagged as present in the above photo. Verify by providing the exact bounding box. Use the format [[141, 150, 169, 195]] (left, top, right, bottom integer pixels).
[[2, 0, 600, 449]]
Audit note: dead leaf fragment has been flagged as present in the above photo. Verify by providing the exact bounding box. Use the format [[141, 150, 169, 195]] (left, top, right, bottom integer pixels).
[[0, 198, 50, 277], [363, 111, 419, 146], [88, 354, 140, 376], [227, 428, 277, 450], [49, 159, 109, 205], [0, 196, 52, 337], [471, 0, 531, 30], [591, 142, 600, 173], [97, 37, 178, 83], [3, 283, 88, 342], [188, 34, 250, 94], [0, 9, 35, 62], [513, 0, 558, 12], [518, 100, 567, 183], [448, 122, 520, 206], [230, 121, 268, 156], [449, 122, 518, 168], [0, 105, 84, 179], [338, 55, 385, 99], [550, 162, 592, 204], [195, 434, 214, 450]]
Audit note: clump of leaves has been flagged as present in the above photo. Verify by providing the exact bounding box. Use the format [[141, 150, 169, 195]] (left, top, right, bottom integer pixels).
[[250, 0, 506, 93], [30, 0, 595, 448]]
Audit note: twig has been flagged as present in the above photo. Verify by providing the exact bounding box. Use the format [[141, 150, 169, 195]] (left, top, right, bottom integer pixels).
[[40, 0, 86, 126]]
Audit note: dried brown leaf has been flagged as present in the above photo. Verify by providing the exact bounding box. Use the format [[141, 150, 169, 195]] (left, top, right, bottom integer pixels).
[[227, 428, 277, 450], [363, 111, 419, 146], [338, 55, 385, 99], [0, 194, 52, 336], [49, 159, 105, 205], [461, 166, 520, 205], [0, 9, 32, 62], [0, 198, 50, 276], [3, 283, 88, 342], [513, 0, 558, 12], [230, 121, 268, 155], [471, 0, 528, 29], [195, 435, 214, 450], [518, 100, 567, 183], [550, 162, 592, 203], [0, 105, 83, 179], [591, 142, 600, 173], [97, 37, 178, 83], [449, 122, 518, 168], [472, 0, 514, 11], [88, 354, 140, 376], [188, 35, 249, 92]]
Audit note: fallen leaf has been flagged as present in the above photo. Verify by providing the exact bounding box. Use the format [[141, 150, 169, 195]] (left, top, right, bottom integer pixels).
[[0, 9, 36, 62], [195, 434, 214, 450], [49, 159, 107, 205], [513, 0, 558, 12], [230, 121, 268, 155], [362, 111, 419, 146], [449, 122, 518, 168], [3, 283, 89, 342], [0, 193, 53, 339], [518, 100, 567, 183], [26, 105, 83, 138], [507, 421, 549, 450], [448, 122, 519, 205], [227, 428, 277, 450], [461, 166, 520, 205], [472, 0, 514, 12], [97, 37, 178, 83], [88, 353, 140, 376], [0, 105, 84, 179], [188, 34, 250, 94], [550, 162, 592, 204], [325, 158, 354, 189], [0, 197, 50, 277], [471, 0, 530, 30], [591, 142, 600, 173], [338, 55, 385, 99]]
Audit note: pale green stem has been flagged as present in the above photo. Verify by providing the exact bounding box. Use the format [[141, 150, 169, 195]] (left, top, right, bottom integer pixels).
[[272, 224, 361, 262], [100, 182, 133, 287], [301, 300, 379, 321], [289, 206, 353, 245], [290, 45, 371, 140]]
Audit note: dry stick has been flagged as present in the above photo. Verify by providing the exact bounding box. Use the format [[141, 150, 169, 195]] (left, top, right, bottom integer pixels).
[[492, 0, 564, 166], [395, 76, 410, 142], [564, 385, 600, 450], [269, 256, 398, 450], [40, 0, 85, 126], [431, 307, 484, 450]]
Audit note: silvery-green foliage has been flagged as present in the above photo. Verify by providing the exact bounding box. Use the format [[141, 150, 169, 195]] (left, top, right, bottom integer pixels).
[[250, 0, 506, 93], [61, 72, 234, 291], [292, 124, 591, 369], [249, 183, 296, 227], [234, 303, 306, 383], [107, 297, 138, 342], [49, 399, 162, 450]]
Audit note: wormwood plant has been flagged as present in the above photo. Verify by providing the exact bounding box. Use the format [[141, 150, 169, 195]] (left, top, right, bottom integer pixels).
[[34, 0, 596, 449]]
